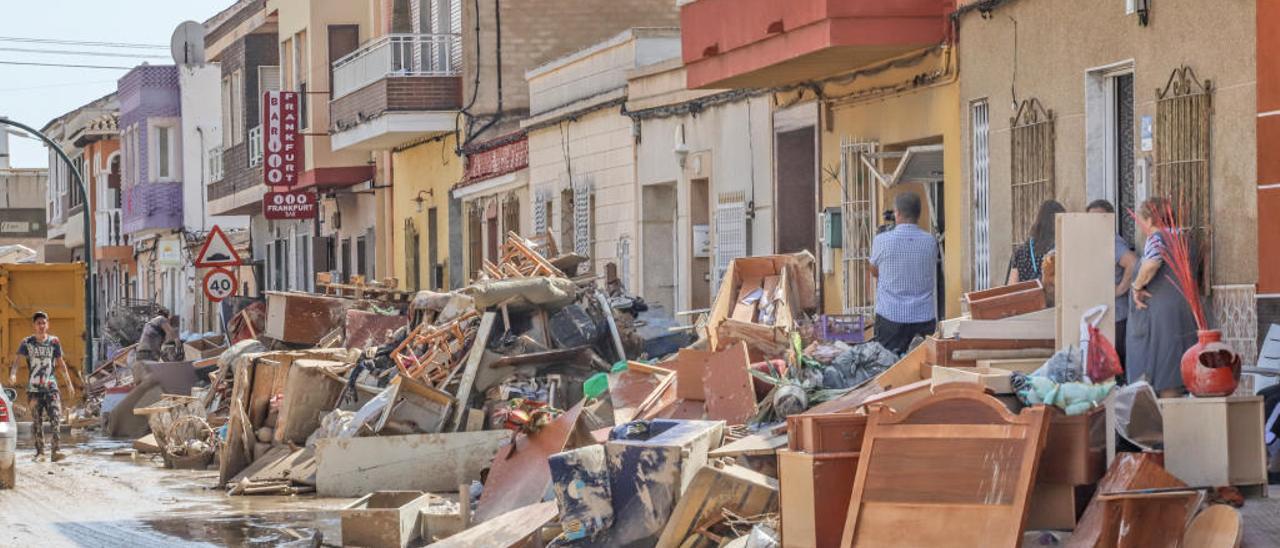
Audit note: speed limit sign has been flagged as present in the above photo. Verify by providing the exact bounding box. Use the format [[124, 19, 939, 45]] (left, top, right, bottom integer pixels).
[[203, 267, 238, 303]]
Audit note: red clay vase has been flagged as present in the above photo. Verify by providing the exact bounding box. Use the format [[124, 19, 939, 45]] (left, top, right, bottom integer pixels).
[[1180, 330, 1242, 397]]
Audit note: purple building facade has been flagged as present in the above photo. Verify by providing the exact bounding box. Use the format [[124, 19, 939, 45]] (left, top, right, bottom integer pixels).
[[119, 65, 184, 235]]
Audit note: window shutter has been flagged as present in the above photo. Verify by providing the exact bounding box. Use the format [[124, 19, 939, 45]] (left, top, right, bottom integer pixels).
[[971, 101, 992, 291], [532, 190, 547, 235], [714, 191, 748, 292], [573, 181, 592, 258]]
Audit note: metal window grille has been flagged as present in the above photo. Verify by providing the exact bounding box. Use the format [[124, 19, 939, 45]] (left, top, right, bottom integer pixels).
[[573, 182, 593, 258], [1155, 65, 1213, 290], [560, 187, 576, 254], [533, 190, 549, 235], [971, 101, 992, 291], [1009, 98, 1056, 247], [714, 191, 748, 292], [839, 138, 879, 319]]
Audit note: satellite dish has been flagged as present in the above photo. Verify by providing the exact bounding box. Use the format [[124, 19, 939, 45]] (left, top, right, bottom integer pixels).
[[170, 21, 207, 65]]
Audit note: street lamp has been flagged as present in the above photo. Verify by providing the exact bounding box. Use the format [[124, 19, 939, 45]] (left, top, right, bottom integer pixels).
[[0, 117, 96, 374]]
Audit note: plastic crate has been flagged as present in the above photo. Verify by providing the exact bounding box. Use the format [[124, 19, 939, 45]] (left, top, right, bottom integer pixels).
[[816, 315, 866, 343]]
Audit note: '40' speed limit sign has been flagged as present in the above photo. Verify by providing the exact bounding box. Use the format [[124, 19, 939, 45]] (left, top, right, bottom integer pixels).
[[203, 267, 238, 303]]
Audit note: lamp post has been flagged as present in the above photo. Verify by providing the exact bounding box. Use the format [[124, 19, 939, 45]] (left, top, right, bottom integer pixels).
[[0, 117, 96, 374]]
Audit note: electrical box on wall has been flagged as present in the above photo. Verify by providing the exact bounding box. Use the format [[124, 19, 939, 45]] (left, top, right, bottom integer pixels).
[[823, 208, 842, 249]]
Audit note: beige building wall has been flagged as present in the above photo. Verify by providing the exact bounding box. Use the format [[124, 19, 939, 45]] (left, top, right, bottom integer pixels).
[[630, 60, 775, 316], [527, 108, 637, 284], [957, 0, 1257, 289]]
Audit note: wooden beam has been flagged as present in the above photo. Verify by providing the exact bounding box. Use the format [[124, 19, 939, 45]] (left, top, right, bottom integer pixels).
[[449, 312, 496, 432], [1055, 213, 1116, 349]]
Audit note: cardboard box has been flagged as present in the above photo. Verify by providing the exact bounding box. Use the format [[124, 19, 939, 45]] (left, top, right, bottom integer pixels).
[[708, 254, 814, 353]]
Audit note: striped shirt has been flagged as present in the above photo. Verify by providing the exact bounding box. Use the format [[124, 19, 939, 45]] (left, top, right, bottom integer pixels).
[[871, 223, 939, 323]]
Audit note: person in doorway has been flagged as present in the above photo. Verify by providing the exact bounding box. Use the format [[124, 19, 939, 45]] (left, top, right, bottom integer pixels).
[[136, 308, 178, 362], [1086, 199, 1138, 367], [9, 311, 75, 462], [1008, 200, 1066, 283], [1127, 197, 1198, 397], [869, 192, 939, 355]]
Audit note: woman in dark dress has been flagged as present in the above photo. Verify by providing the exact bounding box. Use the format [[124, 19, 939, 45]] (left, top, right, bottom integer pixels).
[[1126, 197, 1198, 396], [1008, 200, 1065, 283]]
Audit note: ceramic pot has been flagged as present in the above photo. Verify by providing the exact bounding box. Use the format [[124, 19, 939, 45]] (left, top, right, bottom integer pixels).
[[1180, 329, 1242, 397]]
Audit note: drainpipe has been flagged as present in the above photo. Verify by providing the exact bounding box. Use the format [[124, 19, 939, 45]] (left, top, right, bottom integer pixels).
[[0, 117, 96, 374]]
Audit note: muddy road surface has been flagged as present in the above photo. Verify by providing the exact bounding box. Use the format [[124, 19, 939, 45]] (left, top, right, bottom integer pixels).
[[0, 435, 353, 547]]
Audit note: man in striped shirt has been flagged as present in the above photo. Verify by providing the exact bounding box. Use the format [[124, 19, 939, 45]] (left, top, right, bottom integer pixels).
[[869, 192, 939, 354]]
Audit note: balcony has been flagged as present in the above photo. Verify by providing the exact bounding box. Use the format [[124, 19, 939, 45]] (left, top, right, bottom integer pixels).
[[680, 0, 954, 89], [94, 208, 133, 262], [208, 141, 268, 217], [329, 33, 462, 151], [122, 182, 183, 235]]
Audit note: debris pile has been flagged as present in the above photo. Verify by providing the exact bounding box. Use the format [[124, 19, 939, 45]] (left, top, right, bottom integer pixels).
[[68, 227, 1270, 547]]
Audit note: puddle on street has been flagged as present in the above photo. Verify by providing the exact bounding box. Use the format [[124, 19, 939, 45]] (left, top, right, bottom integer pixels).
[[134, 511, 336, 546]]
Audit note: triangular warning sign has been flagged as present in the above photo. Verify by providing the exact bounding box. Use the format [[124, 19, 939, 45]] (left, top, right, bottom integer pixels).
[[195, 225, 242, 268]]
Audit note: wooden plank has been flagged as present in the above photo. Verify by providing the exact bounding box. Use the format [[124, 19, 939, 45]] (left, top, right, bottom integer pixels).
[[708, 430, 788, 458], [930, 366, 1014, 394], [673, 348, 714, 401], [778, 450, 860, 548], [655, 464, 778, 548], [1054, 213, 1116, 349], [701, 342, 757, 425], [315, 431, 508, 497], [977, 358, 1046, 375], [873, 343, 930, 391], [841, 383, 1050, 548], [448, 311, 495, 432], [859, 379, 932, 413], [940, 309, 1056, 340], [430, 501, 558, 548]]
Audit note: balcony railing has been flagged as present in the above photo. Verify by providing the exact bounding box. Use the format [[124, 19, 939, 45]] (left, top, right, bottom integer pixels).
[[248, 125, 262, 167], [332, 33, 461, 99], [95, 208, 127, 247]]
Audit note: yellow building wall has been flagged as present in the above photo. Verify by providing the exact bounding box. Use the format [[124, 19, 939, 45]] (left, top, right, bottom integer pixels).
[[814, 49, 964, 320], [391, 135, 463, 291]]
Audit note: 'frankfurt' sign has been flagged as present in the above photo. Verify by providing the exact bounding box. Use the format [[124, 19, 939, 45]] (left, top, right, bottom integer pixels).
[[262, 90, 302, 187], [263, 190, 318, 220]]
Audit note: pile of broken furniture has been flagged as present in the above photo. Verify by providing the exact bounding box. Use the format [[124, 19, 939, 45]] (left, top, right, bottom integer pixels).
[[90, 216, 1267, 548]]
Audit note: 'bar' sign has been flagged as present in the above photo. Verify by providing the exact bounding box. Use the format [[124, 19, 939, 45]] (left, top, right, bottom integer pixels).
[[263, 90, 302, 187]]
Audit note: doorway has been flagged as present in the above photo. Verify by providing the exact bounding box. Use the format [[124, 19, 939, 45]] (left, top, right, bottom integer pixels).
[[690, 178, 711, 310], [775, 127, 818, 255], [641, 183, 677, 313], [1086, 62, 1137, 247]]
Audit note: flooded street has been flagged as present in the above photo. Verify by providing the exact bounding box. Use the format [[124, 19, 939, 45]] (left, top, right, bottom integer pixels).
[[0, 434, 355, 547]]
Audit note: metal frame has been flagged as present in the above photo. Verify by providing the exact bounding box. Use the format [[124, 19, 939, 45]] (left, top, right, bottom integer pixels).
[[839, 138, 879, 319], [1155, 64, 1213, 290], [1009, 98, 1056, 248], [970, 100, 992, 291]]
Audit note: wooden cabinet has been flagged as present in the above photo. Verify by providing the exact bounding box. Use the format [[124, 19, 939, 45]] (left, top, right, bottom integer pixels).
[[1159, 396, 1267, 488]]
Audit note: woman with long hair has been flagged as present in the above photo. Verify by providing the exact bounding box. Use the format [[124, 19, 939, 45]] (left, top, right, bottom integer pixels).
[[1126, 197, 1198, 396], [1008, 200, 1066, 283]]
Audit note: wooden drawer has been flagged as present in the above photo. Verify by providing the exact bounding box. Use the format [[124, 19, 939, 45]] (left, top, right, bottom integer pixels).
[[964, 280, 1046, 320], [786, 412, 867, 454]]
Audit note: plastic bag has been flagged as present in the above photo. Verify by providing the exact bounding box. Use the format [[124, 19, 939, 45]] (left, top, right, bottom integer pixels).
[[1081, 305, 1122, 383]]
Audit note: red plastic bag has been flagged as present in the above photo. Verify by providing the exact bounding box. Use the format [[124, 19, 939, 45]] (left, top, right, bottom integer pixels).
[[1086, 323, 1123, 383]]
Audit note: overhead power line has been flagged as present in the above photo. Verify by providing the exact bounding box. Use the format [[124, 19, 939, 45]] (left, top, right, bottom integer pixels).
[[0, 36, 168, 50], [0, 46, 169, 59], [0, 60, 133, 70]]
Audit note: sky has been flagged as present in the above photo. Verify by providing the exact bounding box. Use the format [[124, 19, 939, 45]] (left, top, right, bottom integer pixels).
[[0, 0, 229, 168]]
